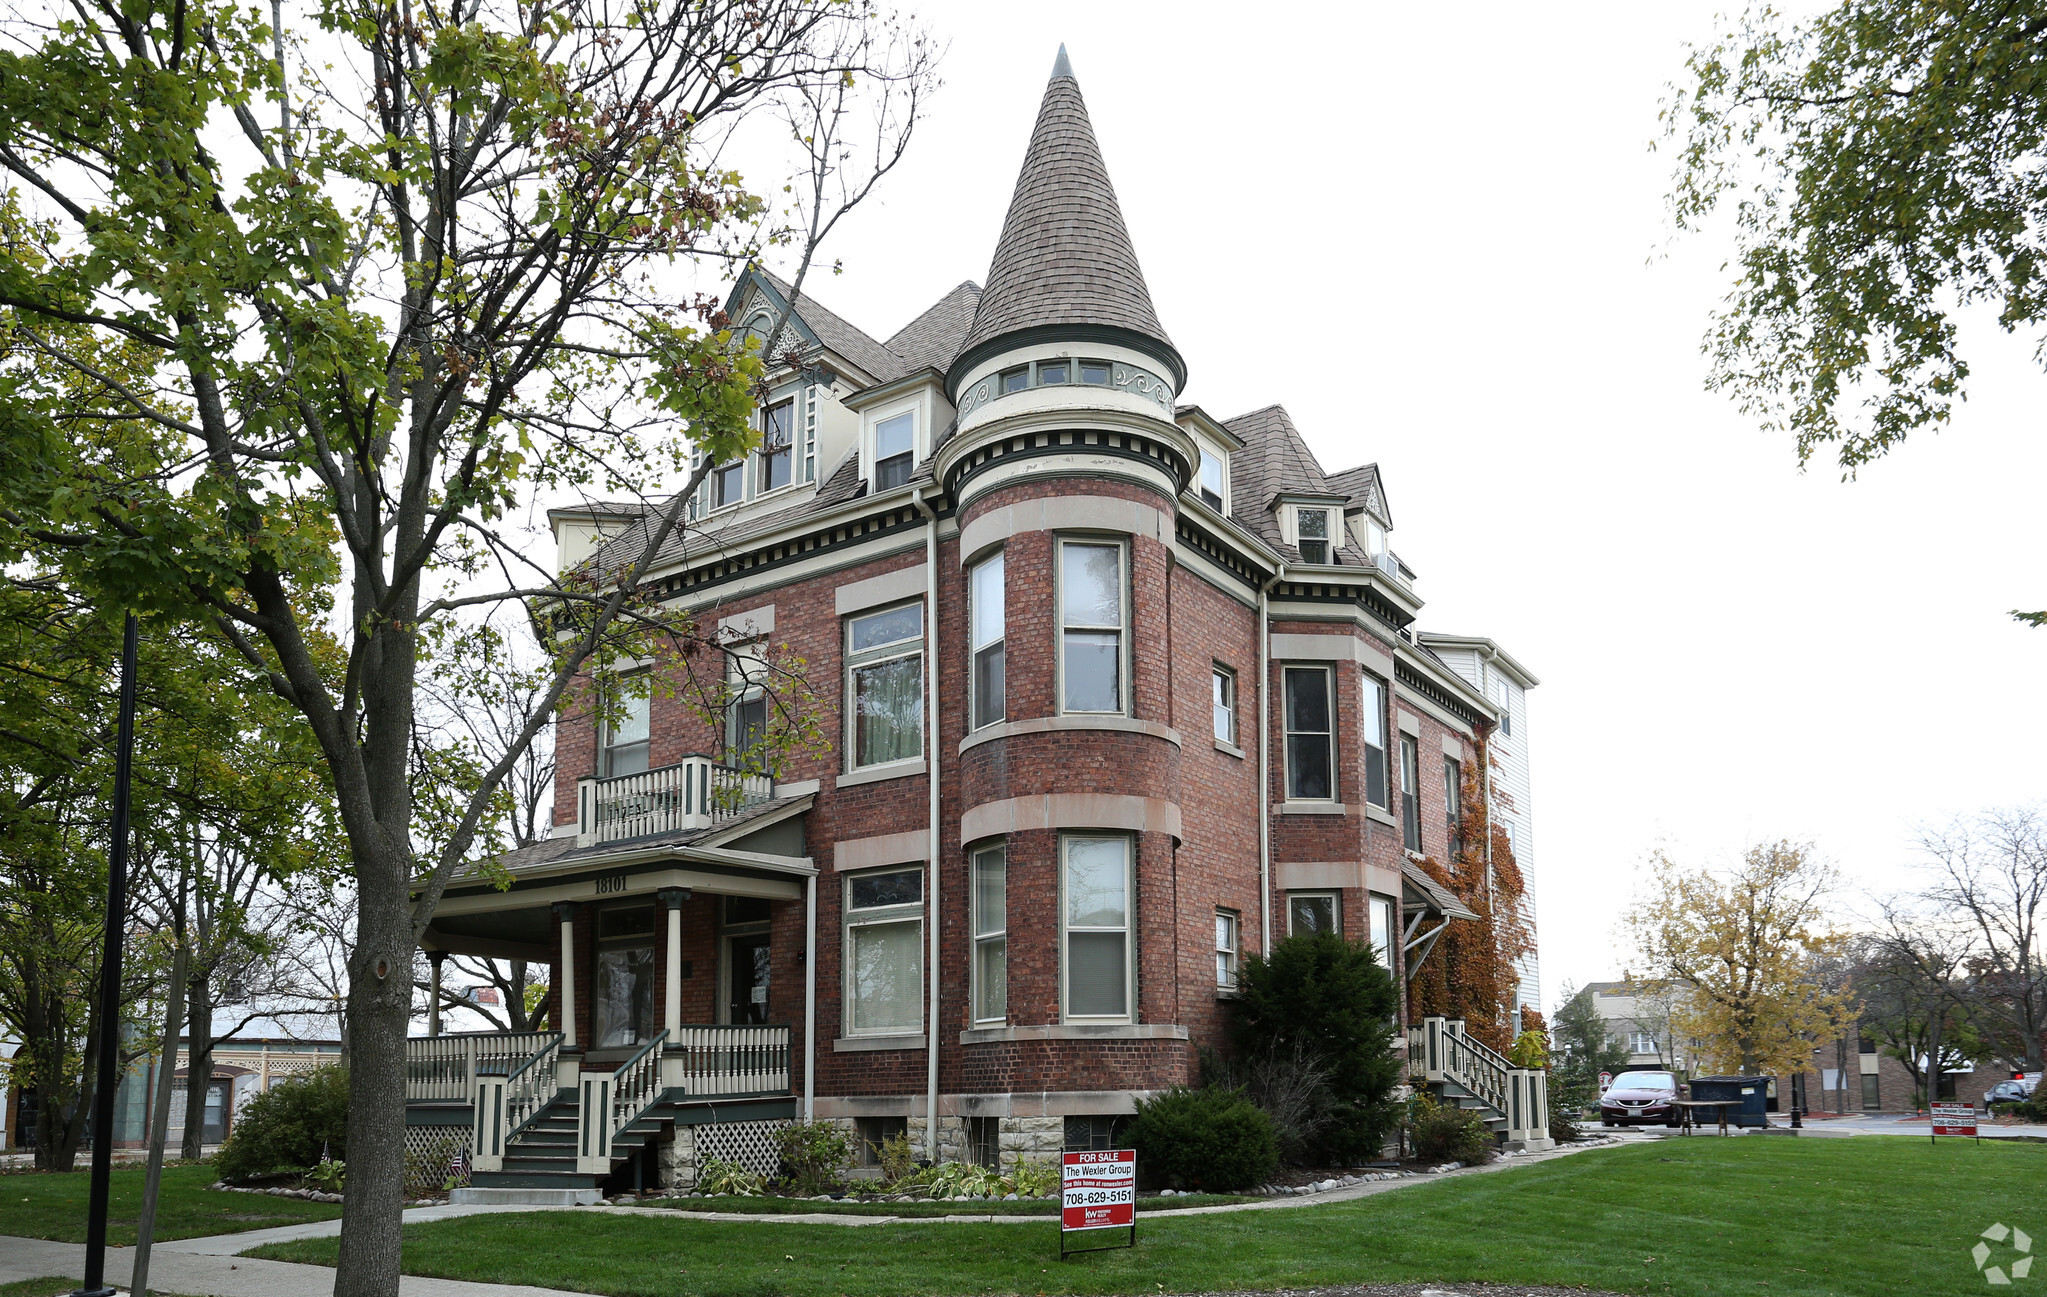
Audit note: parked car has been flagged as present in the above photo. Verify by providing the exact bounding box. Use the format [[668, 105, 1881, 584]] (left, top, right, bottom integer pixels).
[[1986, 1080, 2035, 1106], [1600, 1070, 1681, 1127]]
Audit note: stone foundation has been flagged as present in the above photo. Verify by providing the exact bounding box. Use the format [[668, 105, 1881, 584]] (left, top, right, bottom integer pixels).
[[656, 1125, 699, 1191]]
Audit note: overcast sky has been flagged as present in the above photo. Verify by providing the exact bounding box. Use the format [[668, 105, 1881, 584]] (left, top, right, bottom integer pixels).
[[711, 1, 2047, 1009]]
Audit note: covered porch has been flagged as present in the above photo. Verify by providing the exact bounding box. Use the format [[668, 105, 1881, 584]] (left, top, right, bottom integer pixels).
[[407, 768, 816, 1199]]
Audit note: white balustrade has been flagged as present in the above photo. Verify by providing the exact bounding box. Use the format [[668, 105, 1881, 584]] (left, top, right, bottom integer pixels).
[[405, 1031, 560, 1102], [664, 1025, 792, 1098], [576, 756, 775, 846]]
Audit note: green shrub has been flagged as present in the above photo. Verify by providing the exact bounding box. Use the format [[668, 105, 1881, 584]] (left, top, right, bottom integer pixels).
[[214, 1065, 348, 1183], [305, 1158, 346, 1194], [872, 1131, 917, 1183], [696, 1158, 767, 1196], [775, 1120, 854, 1195], [1407, 1090, 1495, 1165], [1008, 1160, 1058, 1197], [1121, 1085, 1278, 1192], [1228, 930, 1403, 1163]]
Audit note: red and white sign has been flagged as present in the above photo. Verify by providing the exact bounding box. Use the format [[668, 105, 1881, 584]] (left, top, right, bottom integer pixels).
[[1061, 1150, 1136, 1232], [1598, 1071, 1612, 1091], [1931, 1102, 1977, 1137]]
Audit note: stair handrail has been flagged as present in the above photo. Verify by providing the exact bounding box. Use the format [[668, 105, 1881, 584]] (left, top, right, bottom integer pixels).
[[578, 1029, 669, 1171], [501, 1031, 565, 1141], [1439, 1028, 1510, 1114]]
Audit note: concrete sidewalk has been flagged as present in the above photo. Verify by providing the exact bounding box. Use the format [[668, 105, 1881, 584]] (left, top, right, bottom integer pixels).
[[0, 1232, 604, 1297]]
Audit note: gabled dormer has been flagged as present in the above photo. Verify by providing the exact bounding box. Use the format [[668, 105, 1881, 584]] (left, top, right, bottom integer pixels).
[[1272, 492, 1349, 566], [843, 369, 949, 497], [1175, 406, 1246, 516]]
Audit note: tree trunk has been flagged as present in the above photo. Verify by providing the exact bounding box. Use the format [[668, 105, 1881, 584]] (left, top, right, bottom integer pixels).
[[180, 975, 212, 1160], [510, 959, 532, 1032], [134, 929, 190, 1297], [36, 1009, 91, 1173], [331, 849, 416, 1297]]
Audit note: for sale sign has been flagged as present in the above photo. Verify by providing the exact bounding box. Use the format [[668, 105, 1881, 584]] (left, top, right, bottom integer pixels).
[[1061, 1150, 1136, 1234], [1932, 1102, 1978, 1137]]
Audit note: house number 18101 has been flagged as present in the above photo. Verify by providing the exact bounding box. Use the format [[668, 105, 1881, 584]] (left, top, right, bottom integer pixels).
[[593, 872, 628, 895]]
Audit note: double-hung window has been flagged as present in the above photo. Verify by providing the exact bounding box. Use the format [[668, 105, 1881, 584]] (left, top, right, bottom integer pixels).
[[759, 398, 794, 493], [972, 844, 1007, 1022], [1283, 666, 1333, 801], [1063, 836, 1131, 1020], [1369, 894, 1394, 968], [1198, 454, 1225, 510], [1288, 891, 1339, 936], [1296, 508, 1331, 564], [1215, 910, 1239, 989], [844, 868, 923, 1036], [1492, 677, 1514, 737], [1212, 667, 1237, 746], [969, 552, 1005, 730], [874, 412, 915, 490], [601, 678, 651, 777], [1629, 1030, 1658, 1056], [1361, 675, 1389, 808], [846, 603, 923, 769], [725, 642, 768, 767], [712, 459, 745, 509], [1060, 540, 1124, 713], [1400, 734, 1422, 853], [1444, 757, 1462, 858]]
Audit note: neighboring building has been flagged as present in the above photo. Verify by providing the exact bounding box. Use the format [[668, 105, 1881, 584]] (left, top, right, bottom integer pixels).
[[414, 49, 1547, 1197], [1581, 980, 1695, 1073], [1421, 636, 1540, 1029]]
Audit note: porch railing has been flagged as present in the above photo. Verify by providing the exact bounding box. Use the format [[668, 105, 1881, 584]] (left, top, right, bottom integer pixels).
[[576, 754, 775, 846], [578, 1029, 669, 1173], [665, 1024, 791, 1097], [405, 1030, 561, 1102], [1407, 1015, 1549, 1145]]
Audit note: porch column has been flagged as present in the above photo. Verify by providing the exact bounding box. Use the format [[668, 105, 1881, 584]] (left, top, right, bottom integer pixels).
[[658, 888, 691, 1040], [552, 902, 580, 1049], [426, 951, 446, 1036]]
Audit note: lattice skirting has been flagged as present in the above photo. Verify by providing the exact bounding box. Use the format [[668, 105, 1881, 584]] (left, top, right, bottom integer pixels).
[[401, 1125, 474, 1194], [694, 1119, 787, 1177]]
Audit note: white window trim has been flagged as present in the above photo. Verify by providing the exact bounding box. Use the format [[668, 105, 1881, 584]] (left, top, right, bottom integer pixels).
[[971, 843, 1007, 1025], [1055, 536, 1130, 717], [1286, 890, 1342, 937], [599, 670, 653, 778], [1282, 664, 1337, 804], [969, 550, 1006, 732], [1193, 438, 1229, 513], [1059, 833, 1135, 1024], [1361, 673, 1389, 810], [754, 392, 802, 502], [1292, 505, 1334, 564], [1215, 907, 1240, 990], [706, 456, 748, 514], [1211, 664, 1237, 747], [841, 867, 925, 1039], [844, 600, 925, 772], [864, 394, 924, 495], [1368, 893, 1395, 969]]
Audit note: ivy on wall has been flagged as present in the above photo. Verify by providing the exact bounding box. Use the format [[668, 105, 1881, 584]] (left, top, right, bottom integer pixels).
[[1404, 730, 1536, 1054]]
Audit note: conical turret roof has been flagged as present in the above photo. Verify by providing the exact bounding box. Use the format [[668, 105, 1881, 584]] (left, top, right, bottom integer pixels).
[[950, 47, 1183, 392]]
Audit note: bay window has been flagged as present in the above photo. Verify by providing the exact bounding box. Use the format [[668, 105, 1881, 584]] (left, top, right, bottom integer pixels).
[[846, 603, 923, 769], [972, 844, 1007, 1022], [1060, 540, 1124, 714], [1063, 835, 1131, 1020], [1283, 666, 1333, 801], [1361, 675, 1389, 807], [1288, 891, 1339, 936], [844, 867, 923, 1036], [1400, 733, 1422, 853], [970, 551, 1005, 730]]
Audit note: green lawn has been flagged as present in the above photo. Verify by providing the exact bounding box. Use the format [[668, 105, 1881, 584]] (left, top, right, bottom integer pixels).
[[0, 1163, 343, 1244], [245, 1136, 2039, 1296], [0, 1280, 84, 1297], [638, 1194, 1256, 1218]]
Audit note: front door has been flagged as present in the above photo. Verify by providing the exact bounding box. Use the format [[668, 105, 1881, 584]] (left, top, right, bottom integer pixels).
[[727, 935, 771, 1024]]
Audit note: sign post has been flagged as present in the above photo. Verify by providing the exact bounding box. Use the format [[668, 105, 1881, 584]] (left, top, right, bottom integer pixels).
[[1930, 1101, 1980, 1147], [1060, 1150, 1136, 1257]]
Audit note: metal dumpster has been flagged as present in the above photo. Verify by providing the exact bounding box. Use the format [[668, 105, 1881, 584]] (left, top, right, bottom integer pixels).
[[1687, 1075, 1770, 1128]]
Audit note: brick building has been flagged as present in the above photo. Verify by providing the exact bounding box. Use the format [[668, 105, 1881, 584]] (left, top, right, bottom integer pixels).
[[413, 49, 1544, 1198]]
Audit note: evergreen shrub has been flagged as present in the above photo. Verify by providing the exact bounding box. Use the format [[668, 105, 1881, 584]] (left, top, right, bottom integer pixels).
[[1407, 1090, 1495, 1164], [214, 1065, 348, 1182], [1121, 1085, 1277, 1192]]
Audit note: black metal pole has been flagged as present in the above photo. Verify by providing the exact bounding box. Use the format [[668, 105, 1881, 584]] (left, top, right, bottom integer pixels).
[[75, 612, 139, 1297]]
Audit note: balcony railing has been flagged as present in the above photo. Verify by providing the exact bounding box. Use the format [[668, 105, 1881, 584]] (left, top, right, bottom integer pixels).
[[666, 1024, 791, 1097], [576, 754, 775, 846]]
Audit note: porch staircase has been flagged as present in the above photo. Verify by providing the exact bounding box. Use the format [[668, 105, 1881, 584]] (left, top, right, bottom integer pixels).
[[1407, 1016, 1553, 1152], [467, 1089, 671, 1200]]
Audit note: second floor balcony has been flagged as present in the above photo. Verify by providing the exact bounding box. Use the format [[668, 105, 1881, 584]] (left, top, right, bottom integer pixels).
[[575, 754, 775, 847]]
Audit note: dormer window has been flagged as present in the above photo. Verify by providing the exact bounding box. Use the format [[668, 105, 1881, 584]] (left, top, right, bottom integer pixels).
[[759, 398, 794, 493], [712, 459, 745, 509], [1296, 508, 1331, 564], [874, 412, 915, 490], [1197, 453, 1225, 511], [1362, 516, 1386, 555]]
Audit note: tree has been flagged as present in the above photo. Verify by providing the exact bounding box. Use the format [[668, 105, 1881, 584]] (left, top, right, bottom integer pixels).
[[1624, 841, 1855, 1076], [1919, 807, 2047, 1071], [1549, 982, 1628, 1106], [1851, 921, 1985, 1104], [0, 2, 932, 1288], [1664, 3, 2047, 508]]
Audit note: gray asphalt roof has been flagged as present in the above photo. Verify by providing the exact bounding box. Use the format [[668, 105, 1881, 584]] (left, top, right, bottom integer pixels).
[[886, 281, 984, 374], [956, 60, 1174, 363]]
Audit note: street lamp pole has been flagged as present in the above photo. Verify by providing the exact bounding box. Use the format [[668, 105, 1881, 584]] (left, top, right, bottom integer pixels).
[[74, 612, 139, 1297]]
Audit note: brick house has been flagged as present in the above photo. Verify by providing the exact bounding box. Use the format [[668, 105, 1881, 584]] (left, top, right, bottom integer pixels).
[[410, 49, 1546, 1201]]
